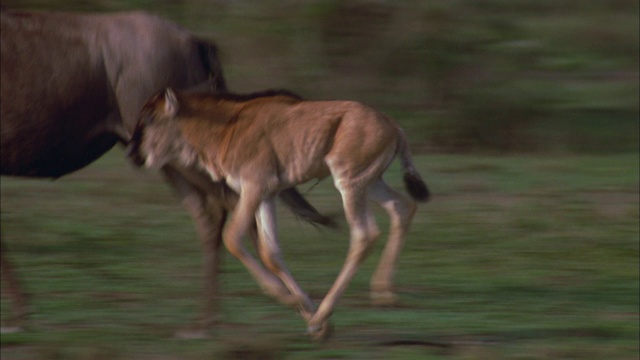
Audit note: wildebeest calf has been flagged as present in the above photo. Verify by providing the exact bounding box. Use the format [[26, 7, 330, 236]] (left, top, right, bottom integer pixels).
[[127, 88, 429, 340]]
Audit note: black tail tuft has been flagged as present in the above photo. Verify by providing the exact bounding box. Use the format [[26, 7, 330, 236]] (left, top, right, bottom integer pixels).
[[404, 172, 430, 202]]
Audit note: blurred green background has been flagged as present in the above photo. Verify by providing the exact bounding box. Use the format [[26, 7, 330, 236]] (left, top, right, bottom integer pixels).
[[4, 0, 639, 153], [1, 1, 638, 359]]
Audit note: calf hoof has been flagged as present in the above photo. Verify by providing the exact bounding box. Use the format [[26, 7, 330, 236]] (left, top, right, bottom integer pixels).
[[306, 320, 334, 342], [298, 308, 314, 322], [370, 290, 398, 306]]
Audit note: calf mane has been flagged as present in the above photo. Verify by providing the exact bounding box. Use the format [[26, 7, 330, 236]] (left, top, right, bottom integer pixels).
[[179, 88, 303, 104], [175, 89, 304, 124]]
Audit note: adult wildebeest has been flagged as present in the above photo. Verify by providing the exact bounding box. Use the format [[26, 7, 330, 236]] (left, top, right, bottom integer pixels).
[[0, 9, 332, 333], [127, 88, 430, 339]]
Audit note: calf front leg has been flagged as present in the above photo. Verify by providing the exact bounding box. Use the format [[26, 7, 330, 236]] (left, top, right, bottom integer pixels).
[[255, 195, 315, 319], [223, 187, 299, 307]]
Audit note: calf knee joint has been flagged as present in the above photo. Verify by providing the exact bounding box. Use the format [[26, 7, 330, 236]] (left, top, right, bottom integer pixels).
[[223, 230, 243, 259], [259, 249, 283, 273]]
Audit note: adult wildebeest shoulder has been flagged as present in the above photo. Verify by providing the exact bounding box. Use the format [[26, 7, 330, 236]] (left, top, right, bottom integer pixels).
[[127, 88, 430, 339], [0, 9, 332, 333]]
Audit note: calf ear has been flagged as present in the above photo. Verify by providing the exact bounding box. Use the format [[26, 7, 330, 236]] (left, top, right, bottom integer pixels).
[[163, 88, 179, 117]]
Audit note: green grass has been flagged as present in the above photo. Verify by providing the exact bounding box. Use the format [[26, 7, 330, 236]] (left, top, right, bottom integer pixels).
[[1, 4, 637, 357], [2, 149, 638, 359]]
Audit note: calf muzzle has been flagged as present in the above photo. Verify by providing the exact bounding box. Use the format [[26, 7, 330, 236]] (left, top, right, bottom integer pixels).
[[125, 143, 145, 167]]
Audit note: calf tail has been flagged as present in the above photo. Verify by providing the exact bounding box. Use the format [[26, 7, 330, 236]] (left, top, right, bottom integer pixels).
[[397, 129, 430, 202]]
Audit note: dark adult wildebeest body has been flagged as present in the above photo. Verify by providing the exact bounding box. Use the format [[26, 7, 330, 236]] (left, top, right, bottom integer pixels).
[[127, 88, 429, 339], [0, 10, 331, 333]]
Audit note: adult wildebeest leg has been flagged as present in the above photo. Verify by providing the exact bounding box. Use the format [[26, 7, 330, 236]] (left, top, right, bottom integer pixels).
[[308, 185, 380, 339], [161, 167, 226, 332], [223, 186, 300, 307], [368, 179, 417, 306], [255, 195, 315, 319], [0, 236, 30, 332]]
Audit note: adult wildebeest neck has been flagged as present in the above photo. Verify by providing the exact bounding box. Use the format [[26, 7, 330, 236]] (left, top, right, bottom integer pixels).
[[0, 10, 225, 177]]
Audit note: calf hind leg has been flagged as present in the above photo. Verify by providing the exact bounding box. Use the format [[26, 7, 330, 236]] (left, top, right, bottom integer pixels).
[[368, 179, 417, 306]]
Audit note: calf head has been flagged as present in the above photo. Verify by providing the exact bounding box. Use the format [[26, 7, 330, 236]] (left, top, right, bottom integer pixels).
[[126, 88, 198, 169]]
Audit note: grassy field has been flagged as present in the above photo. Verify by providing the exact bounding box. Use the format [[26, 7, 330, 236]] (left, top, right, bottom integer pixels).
[[1, 2, 637, 358], [1, 149, 638, 359]]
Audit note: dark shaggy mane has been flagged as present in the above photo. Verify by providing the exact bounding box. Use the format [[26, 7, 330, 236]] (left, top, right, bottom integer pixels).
[[180, 88, 304, 104], [216, 89, 304, 103]]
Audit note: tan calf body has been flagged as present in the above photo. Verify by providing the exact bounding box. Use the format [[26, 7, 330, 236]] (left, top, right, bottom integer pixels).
[[128, 89, 429, 339]]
